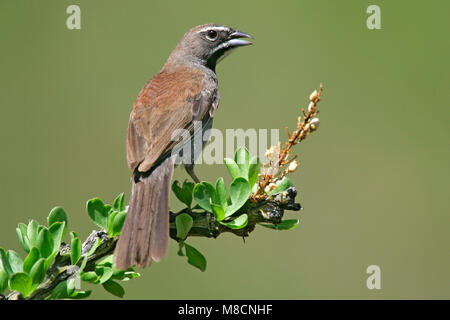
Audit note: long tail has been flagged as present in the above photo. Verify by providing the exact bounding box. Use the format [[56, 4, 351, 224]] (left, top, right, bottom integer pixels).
[[114, 157, 174, 269]]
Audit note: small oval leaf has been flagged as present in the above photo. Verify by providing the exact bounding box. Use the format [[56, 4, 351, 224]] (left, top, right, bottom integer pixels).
[[219, 214, 248, 230], [111, 211, 127, 236], [87, 198, 109, 230], [259, 219, 300, 231], [0, 269, 8, 292], [175, 213, 193, 240], [235, 147, 251, 178], [6, 250, 24, 274], [70, 237, 81, 265], [102, 280, 125, 298], [211, 204, 226, 221], [267, 177, 294, 196], [23, 247, 40, 274], [113, 193, 125, 211], [172, 180, 194, 208], [193, 182, 215, 212], [80, 271, 100, 283], [226, 178, 251, 217], [96, 266, 114, 284], [184, 243, 207, 272], [36, 228, 54, 258], [29, 258, 46, 285], [27, 220, 39, 246], [9, 272, 32, 297], [224, 158, 241, 179], [213, 177, 228, 209], [47, 207, 68, 229], [16, 226, 30, 253]]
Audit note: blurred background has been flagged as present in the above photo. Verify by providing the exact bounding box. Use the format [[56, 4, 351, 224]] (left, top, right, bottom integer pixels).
[[0, 0, 449, 299]]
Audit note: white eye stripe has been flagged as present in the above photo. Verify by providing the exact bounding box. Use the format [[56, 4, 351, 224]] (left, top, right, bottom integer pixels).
[[198, 26, 230, 34]]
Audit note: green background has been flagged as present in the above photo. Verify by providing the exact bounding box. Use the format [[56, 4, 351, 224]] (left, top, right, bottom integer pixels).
[[1, 0, 449, 299]]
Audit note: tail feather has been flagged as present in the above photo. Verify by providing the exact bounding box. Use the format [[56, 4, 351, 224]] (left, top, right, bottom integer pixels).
[[150, 171, 171, 261], [114, 157, 174, 270]]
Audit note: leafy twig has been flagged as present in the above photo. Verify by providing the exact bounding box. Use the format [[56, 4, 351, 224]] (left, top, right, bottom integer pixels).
[[3, 186, 301, 300], [169, 186, 301, 239]]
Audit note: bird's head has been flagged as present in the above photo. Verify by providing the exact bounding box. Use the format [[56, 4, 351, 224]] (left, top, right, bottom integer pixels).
[[167, 24, 253, 71]]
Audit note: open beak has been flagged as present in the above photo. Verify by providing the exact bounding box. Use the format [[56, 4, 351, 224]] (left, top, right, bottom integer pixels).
[[226, 29, 253, 48]]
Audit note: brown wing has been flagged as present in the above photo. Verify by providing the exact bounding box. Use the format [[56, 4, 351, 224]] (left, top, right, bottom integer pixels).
[[127, 66, 218, 173]]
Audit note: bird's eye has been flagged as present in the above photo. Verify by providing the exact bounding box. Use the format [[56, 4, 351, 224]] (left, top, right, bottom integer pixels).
[[206, 30, 218, 41]]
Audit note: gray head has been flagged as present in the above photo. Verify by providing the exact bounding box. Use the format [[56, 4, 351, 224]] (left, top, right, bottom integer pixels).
[[166, 24, 253, 71]]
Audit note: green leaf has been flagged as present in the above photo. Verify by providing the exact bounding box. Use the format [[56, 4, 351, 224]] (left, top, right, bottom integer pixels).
[[70, 233, 81, 265], [114, 271, 140, 281], [23, 247, 40, 274], [225, 177, 251, 217], [104, 204, 112, 215], [267, 177, 294, 196], [80, 271, 100, 283], [47, 207, 68, 237], [49, 280, 70, 299], [18, 223, 28, 239], [9, 272, 33, 297], [87, 198, 109, 230], [27, 220, 39, 246], [248, 156, 260, 187], [44, 251, 58, 272], [0, 250, 8, 291], [113, 193, 125, 211], [49, 222, 65, 252], [29, 258, 46, 285], [0, 248, 13, 278], [175, 213, 193, 240], [235, 147, 251, 178], [184, 243, 207, 272], [219, 214, 248, 230], [16, 225, 31, 253], [47, 222, 65, 268], [226, 148, 260, 186], [259, 219, 300, 231], [193, 182, 215, 212], [172, 180, 194, 208], [6, 250, 23, 274], [110, 211, 127, 236], [36, 228, 54, 258], [107, 210, 119, 236], [96, 266, 114, 284], [97, 254, 113, 266], [70, 290, 92, 299], [102, 280, 125, 298], [211, 203, 226, 221], [96, 256, 140, 281], [224, 158, 240, 179], [0, 269, 8, 293], [213, 178, 228, 209]]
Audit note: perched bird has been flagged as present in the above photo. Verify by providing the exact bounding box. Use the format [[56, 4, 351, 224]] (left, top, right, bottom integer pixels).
[[114, 24, 253, 269]]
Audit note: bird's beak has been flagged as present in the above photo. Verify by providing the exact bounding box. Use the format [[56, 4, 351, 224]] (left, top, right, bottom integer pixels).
[[226, 30, 253, 47]]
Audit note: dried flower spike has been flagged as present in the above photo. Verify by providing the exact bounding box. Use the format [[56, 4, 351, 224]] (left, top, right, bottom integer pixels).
[[288, 160, 299, 172], [309, 90, 319, 101], [265, 145, 277, 158], [310, 118, 320, 131], [253, 83, 324, 199]]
